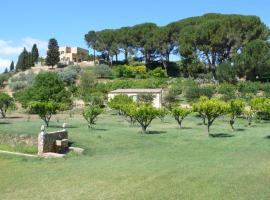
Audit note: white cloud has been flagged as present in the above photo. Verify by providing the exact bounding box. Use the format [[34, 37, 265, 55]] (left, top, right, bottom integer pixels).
[[0, 40, 23, 55], [0, 37, 47, 56], [0, 57, 11, 72], [22, 37, 48, 50]]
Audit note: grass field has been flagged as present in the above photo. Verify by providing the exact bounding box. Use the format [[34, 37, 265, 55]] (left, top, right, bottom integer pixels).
[[1, 112, 270, 200]]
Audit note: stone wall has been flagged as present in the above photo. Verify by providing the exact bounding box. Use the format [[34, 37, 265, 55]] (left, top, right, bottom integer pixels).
[[38, 124, 68, 155]]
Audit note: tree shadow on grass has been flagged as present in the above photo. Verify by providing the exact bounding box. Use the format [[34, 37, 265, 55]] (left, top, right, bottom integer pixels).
[[265, 135, 270, 139], [0, 121, 11, 124], [93, 128, 107, 131], [235, 128, 245, 132], [180, 127, 192, 130], [209, 133, 235, 138], [147, 131, 167, 134]]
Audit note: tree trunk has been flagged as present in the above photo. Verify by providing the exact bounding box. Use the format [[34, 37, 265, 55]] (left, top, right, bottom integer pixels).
[[125, 50, 128, 64], [141, 125, 147, 133], [207, 123, 210, 135], [115, 54, 118, 62], [230, 119, 235, 131], [93, 49, 96, 65]]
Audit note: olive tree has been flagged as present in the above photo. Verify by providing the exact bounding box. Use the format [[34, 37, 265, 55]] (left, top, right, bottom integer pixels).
[[170, 106, 192, 128], [193, 99, 228, 134]]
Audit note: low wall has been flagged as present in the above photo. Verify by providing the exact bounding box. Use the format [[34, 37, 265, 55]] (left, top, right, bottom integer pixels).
[[38, 124, 68, 155]]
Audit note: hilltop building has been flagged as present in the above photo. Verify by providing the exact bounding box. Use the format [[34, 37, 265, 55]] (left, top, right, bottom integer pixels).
[[59, 47, 89, 65]]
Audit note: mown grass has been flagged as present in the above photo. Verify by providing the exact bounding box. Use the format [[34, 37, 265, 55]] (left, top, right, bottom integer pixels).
[[0, 112, 270, 200]]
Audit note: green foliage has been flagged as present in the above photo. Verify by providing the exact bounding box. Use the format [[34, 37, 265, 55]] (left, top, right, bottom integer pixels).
[[15, 72, 71, 108], [82, 105, 103, 128], [57, 65, 81, 85], [16, 48, 33, 71], [9, 72, 36, 92], [137, 93, 155, 104], [0, 92, 14, 118], [9, 61, 15, 71], [31, 44, 39, 64], [93, 64, 113, 78], [217, 62, 237, 83], [185, 84, 215, 102], [228, 99, 246, 130], [28, 101, 63, 127], [148, 67, 167, 78], [193, 98, 228, 134], [46, 38, 60, 68], [170, 106, 192, 128], [238, 81, 260, 95], [130, 104, 159, 133], [108, 94, 133, 113], [0, 74, 8, 88], [113, 65, 147, 78], [217, 83, 237, 101], [79, 71, 97, 97], [250, 97, 270, 120], [164, 85, 182, 105], [157, 107, 168, 122]]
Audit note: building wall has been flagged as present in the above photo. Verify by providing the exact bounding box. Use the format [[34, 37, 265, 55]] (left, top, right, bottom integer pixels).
[[59, 47, 89, 64], [108, 92, 162, 108]]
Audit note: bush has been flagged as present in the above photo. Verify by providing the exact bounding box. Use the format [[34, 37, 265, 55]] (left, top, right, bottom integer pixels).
[[0, 74, 8, 88], [58, 65, 81, 85], [9, 72, 36, 92], [260, 83, 270, 97], [148, 67, 167, 78], [238, 81, 260, 95], [93, 64, 112, 78], [218, 83, 237, 101], [82, 105, 104, 128], [217, 62, 237, 83], [184, 84, 215, 102], [113, 65, 146, 78]]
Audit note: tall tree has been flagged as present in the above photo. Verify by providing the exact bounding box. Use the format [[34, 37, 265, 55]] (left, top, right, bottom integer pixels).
[[9, 61, 14, 71], [85, 31, 98, 64], [31, 44, 39, 64], [117, 27, 134, 63], [16, 48, 32, 71], [131, 23, 158, 68], [46, 38, 60, 68]]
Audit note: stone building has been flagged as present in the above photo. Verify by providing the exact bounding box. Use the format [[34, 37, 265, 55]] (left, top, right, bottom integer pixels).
[[59, 46, 89, 65], [108, 88, 163, 108]]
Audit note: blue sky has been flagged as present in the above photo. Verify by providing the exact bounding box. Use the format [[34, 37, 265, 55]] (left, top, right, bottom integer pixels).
[[0, 0, 269, 72]]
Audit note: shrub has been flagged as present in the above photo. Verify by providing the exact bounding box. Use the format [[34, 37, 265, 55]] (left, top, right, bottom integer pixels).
[[184, 84, 215, 102], [79, 71, 97, 96], [113, 65, 146, 78], [93, 64, 113, 78], [9, 72, 36, 92], [58, 65, 81, 85], [137, 93, 155, 104], [0, 74, 8, 88], [260, 83, 270, 97], [164, 86, 182, 105], [238, 81, 260, 95], [218, 83, 237, 101], [217, 62, 237, 83], [148, 67, 167, 78]]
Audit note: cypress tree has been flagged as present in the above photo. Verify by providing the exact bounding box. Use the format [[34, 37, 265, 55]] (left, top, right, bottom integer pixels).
[[4, 68, 8, 74], [16, 48, 32, 71], [31, 44, 39, 64], [45, 38, 60, 68], [9, 61, 14, 71]]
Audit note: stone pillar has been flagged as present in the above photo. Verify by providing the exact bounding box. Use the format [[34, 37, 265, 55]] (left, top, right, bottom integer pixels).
[[38, 125, 46, 156]]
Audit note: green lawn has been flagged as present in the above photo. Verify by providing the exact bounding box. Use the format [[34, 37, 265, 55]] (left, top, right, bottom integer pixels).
[[1, 112, 270, 200]]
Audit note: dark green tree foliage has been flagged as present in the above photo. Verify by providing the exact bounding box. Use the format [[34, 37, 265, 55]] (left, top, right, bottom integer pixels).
[[46, 38, 60, 68], [85, 31, 98, 64], [9, 61, 15, 71], [179, 14, 269, 79], [16, 48, 32, 71], [238, 39, 270, 80], [31, 44, 39, 64], [116, 27, 133, 63], [4, 68, 8, 74]]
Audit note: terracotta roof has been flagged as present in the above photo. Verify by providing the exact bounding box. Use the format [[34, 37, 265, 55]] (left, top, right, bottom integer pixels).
[[109, 88, 162, 93]]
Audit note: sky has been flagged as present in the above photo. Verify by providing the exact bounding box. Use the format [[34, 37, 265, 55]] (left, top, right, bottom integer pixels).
[[0, 0, 270, 72]]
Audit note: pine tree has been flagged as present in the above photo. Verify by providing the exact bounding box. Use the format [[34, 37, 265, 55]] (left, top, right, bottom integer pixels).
[[4, 68, 8, 74], [45, 38, 60, 68], [9, 61, 14, 71], [31, 44, 39, 65]]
